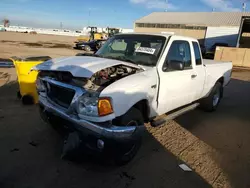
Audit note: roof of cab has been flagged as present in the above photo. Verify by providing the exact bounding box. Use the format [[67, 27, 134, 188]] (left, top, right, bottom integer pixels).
[[116, 32, 173, 38], [116, 32, 198, 41]]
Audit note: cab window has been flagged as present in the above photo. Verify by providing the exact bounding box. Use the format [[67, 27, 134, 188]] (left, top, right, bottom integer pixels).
[[164, 40, 192, 71]]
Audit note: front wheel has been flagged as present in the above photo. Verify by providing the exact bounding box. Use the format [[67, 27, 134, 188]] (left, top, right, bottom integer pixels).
[[114, 107, 144, 165], [200, 82, 223, 112], [84, 45, 91, 52]]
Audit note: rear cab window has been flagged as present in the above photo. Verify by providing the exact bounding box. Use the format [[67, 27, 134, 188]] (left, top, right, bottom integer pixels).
[[192, 42, 202, 65]]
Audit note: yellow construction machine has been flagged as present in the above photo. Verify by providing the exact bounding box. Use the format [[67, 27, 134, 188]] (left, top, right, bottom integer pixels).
[[107, 27, 120, 38], [75, 26, 104, 43]]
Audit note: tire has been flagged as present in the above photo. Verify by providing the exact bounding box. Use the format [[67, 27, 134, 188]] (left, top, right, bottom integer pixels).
[[84, 45, 91, 52], [114, 107, 144, 165], [21, 95, 34, 105], [40, 108, 67, 136], [200, 82, 223, 112]]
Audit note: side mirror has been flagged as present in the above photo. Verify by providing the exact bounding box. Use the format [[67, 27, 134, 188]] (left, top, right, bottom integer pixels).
[[168, 60, 184, 71]]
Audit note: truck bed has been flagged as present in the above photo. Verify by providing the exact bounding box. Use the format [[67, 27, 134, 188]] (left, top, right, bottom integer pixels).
[[203, 59, 231, 66], [203, 59, 232, 92]]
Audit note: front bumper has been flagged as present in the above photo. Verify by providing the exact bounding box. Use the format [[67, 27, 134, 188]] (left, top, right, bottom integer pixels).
[[39, 96, 143, 141]]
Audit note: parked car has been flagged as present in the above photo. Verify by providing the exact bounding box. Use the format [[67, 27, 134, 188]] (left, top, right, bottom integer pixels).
[[0, 27, 6, 32], [74, 39, 106, 52], [34, 33, 232, 164], [205, 42, 229, 59]]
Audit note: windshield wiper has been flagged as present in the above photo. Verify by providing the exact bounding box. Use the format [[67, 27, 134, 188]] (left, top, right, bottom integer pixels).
[[117, 56, 136, 64], [103, 56, 136, 64], [76, 53, 137, 65], [136, 61, 156, 67]]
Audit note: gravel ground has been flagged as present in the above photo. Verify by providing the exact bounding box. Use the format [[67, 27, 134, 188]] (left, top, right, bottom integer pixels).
[[0, 68, 250, 188]]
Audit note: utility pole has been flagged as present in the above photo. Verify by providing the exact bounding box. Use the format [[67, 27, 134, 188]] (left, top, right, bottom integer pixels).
[[242, 2, 247, 12], [60, 22, 63, 29]]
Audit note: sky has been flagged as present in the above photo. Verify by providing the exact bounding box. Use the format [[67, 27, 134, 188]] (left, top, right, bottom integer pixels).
[[0, 0, 248, 30]]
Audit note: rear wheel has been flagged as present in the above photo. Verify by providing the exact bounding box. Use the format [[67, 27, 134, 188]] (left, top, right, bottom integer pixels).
[[200, 82, 222, 112], [21, 95, 34, 105], [114, 107, 144, 165]]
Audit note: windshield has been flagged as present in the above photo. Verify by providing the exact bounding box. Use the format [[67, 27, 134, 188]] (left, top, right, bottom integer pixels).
[[95, 34, 166, 66]]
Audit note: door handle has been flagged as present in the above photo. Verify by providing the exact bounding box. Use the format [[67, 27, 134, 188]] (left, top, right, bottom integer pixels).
[[191, 74, 197, 78]]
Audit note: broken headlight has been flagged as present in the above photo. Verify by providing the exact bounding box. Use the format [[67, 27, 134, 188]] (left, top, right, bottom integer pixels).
[[76, 92, 99, 117]]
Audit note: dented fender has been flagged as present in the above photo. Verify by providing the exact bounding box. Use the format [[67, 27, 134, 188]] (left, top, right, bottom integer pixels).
[[100, 67, 159, 118]]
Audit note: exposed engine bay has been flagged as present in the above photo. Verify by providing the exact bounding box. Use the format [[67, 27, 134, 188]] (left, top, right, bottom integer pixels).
[[38, 64, 142, 92]]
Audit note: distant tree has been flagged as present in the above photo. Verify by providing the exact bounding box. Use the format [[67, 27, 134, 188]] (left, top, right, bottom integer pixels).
[[3, 18, 10, 27]]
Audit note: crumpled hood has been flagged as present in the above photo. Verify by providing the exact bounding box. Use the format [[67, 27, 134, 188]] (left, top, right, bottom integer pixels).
[[32, 56, 143, 78]]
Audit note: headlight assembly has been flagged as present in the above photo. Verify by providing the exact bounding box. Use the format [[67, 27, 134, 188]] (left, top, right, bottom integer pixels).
[[76, 92, 99, 117], [76, 92, 113, 117]]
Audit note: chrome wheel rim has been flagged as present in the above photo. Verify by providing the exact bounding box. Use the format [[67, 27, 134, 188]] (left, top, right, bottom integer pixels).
[[85, 46, 90, 51]]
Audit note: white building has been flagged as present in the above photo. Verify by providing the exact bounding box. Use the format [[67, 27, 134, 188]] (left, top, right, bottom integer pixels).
[[134, 12, 250, 49]]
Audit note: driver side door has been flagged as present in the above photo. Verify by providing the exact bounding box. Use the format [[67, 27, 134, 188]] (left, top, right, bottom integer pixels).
[[157, 40, 196, 115]]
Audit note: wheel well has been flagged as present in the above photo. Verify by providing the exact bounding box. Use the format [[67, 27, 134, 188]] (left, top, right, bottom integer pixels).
[[217, 77, 224, 97], [133, 100, 150, 123], [217, 77, 224, 85]]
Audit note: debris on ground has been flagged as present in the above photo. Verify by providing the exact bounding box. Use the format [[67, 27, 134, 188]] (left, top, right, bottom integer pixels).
[[10, 148, 20, 152], [0, 59, 14, 68], [29, 141, 39, 147], [179, 164, 192, 172], [120, 171, 136, 181]]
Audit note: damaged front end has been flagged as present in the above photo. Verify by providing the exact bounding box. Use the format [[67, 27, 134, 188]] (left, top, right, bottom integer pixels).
[[37, 64, 142, 117], [37, 64, 144, 159], [38, 64, 141, 92]]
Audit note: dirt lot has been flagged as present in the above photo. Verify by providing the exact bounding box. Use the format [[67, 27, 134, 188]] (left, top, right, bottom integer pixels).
[[0, 32, 79, 58], [1, 32, 250, 188]]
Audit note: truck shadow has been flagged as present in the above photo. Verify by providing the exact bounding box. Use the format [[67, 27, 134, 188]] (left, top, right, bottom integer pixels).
[[175, 77, 250, 188]]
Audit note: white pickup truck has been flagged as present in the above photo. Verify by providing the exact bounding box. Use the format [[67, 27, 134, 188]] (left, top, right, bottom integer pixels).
[[35, 33, 232, 164]]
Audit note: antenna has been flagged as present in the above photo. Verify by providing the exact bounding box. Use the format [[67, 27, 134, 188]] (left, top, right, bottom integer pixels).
[[165, 0, 168, 12]]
